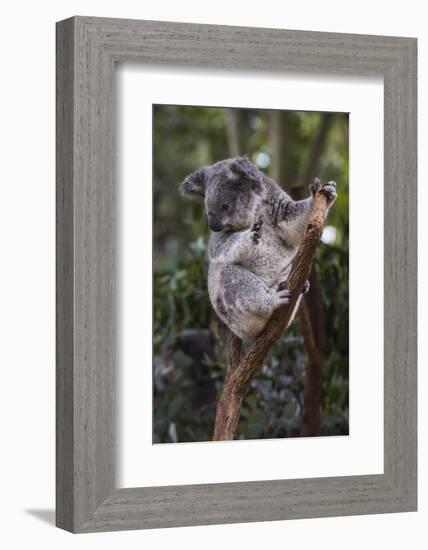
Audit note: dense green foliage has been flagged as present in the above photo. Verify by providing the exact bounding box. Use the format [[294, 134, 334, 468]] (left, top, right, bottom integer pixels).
[[153, 105, 349, 443]]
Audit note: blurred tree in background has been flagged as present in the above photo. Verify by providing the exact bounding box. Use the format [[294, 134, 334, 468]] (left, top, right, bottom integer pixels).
[[153, 104, 348, 443]]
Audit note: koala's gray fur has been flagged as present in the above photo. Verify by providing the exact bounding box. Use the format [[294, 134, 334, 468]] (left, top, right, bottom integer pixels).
[[182, 156, 337, 339]]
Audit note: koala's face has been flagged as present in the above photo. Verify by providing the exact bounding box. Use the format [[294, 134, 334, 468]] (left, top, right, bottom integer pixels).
[[182, 157, 264, 232]]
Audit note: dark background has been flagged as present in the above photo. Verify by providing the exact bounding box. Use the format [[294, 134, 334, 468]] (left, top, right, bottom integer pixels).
[[153, 104, 349, 443]]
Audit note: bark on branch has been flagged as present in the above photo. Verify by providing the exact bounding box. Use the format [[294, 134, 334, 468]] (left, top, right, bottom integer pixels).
[[213, 185, 329, 441]]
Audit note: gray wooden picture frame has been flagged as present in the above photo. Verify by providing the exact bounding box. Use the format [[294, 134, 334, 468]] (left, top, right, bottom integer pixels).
[[56, 16, 417, 533]]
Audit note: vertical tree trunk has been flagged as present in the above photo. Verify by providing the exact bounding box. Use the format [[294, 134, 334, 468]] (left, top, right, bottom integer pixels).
[[223, 109, 251, 156], [299, 299, 323, 436], [269, 110, 288, 184]]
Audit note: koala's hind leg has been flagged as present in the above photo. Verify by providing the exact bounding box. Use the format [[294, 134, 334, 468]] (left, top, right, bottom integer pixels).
[[277, 278, 310, 328], [213, 265, 291, 339]]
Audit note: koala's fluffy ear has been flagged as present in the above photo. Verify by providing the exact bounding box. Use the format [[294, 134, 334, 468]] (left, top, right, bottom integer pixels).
[[181, 168, 207, 198], [231, 156, 263, 192]]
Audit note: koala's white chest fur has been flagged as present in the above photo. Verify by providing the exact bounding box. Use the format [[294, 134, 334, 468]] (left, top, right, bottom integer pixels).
[[239, 222, 296, 288]]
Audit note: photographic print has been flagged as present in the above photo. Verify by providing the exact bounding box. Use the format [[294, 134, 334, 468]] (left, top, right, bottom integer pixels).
[[56, 18, 416, 531], [153, 104, 349, 444]]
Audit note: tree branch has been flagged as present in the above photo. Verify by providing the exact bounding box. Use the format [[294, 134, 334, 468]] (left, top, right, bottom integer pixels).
[[224, 331, 241, 386], [213, 185, 329, 441]]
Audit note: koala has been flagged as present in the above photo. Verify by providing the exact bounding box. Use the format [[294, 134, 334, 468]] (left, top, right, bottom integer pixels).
[[181, 156, 337, 339]]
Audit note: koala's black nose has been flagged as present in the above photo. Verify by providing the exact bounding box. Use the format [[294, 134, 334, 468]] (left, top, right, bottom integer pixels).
[[208, 214, 223, 232]]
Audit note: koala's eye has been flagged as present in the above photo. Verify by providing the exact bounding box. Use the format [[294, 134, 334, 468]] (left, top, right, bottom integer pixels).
[[221, 204, 229, 211]]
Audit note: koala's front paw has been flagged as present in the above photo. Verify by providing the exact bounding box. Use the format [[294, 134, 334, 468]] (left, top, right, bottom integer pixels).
[[272, 287, 292, 309], [320, 180, 337, 205], [251, 216, 264, 245], [309, 177, 322, 196], [310, 178, 337, 205]]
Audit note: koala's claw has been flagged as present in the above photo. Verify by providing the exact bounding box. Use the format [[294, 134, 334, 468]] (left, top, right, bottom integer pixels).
[[320, 180, 337, 204], [251, 216, 264, 245], [278, 289, 292, 300], [302, 280, 310, 295], [310, 178, 337, 204], [252, 216, 263, 232], [274, 288, 292, 307]]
